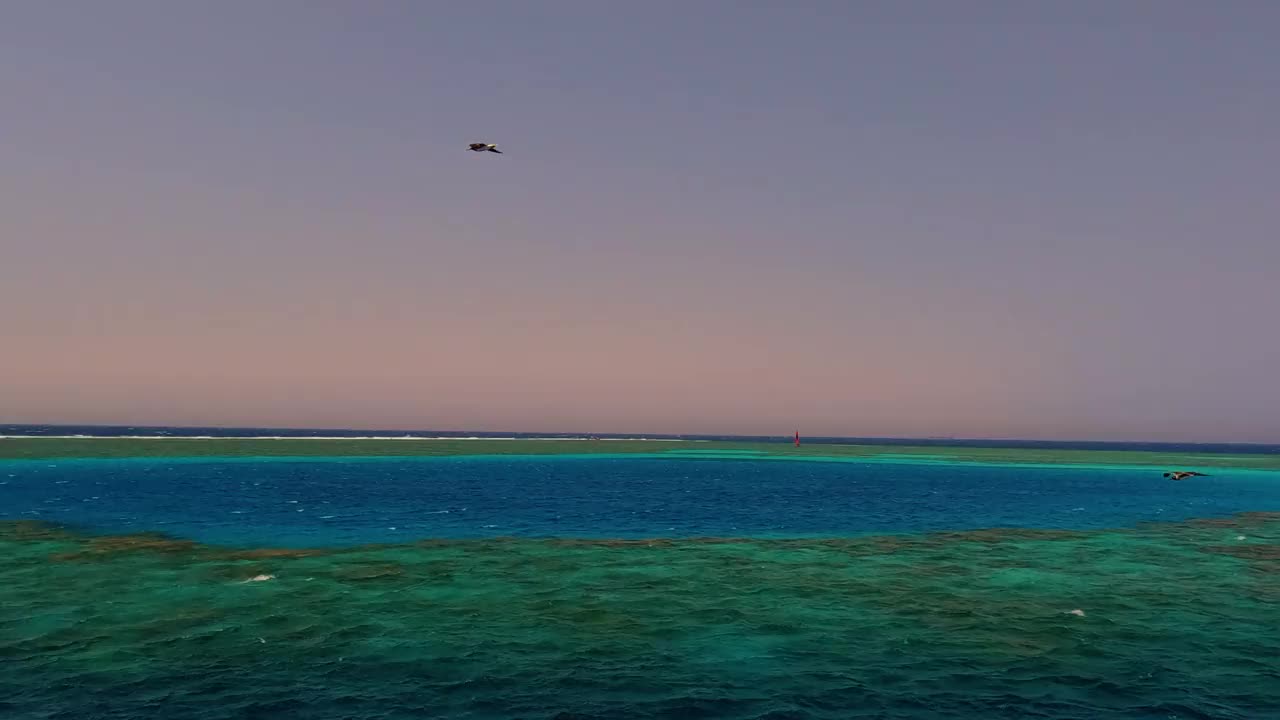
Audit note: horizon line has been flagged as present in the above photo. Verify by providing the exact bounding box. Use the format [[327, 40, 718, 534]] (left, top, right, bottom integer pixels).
[[1, 422, 1276, 448]]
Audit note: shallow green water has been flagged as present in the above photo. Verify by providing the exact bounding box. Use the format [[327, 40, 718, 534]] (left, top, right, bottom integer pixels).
[[5, 437, 1280, 472], [3, 514, 1278, 719]]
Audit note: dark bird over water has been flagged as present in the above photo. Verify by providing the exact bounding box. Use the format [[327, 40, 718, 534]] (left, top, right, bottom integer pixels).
[[1163, 471, 1209, 481], [468, 143, 502, 154]]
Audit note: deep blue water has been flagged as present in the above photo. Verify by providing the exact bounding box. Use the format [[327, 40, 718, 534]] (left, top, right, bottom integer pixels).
[[4, 423, 1279, 454], [3, 455, 1277, 547]]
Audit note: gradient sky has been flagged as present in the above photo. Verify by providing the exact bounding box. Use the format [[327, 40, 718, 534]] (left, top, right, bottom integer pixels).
[[3, 1, 1278, 441]]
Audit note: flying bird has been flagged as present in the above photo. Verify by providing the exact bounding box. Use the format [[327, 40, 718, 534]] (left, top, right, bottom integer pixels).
[[468, 143, 502, 154], [1163, 471, 1209, 481]]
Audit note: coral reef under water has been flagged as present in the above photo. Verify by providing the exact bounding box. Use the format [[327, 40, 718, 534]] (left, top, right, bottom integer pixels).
[[3, 513, 1278, 719]]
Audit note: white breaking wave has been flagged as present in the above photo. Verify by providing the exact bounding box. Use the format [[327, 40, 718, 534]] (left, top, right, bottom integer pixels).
[[0, 434, 705, 442]]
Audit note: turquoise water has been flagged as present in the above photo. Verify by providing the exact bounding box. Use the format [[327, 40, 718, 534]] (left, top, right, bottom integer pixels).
[[3, 455, 1279, 718]]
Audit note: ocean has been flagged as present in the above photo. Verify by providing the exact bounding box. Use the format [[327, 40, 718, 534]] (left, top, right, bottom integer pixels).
[[1, 427, 1277, 719]]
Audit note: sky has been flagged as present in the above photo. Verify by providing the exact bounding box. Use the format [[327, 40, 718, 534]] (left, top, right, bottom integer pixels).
[[2, 1, 1278, 442]]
